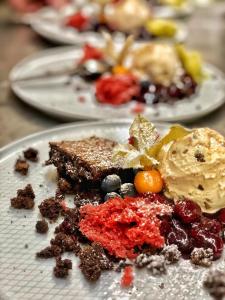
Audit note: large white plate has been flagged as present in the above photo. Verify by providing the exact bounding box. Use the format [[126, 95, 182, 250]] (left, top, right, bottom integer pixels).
[[10, 46, 225, 122], [28, 4, 188, 45], [0, 120, 219, 300]]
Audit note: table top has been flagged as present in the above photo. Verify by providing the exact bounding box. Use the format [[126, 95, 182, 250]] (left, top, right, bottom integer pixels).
[[0, 2, 225, 147]]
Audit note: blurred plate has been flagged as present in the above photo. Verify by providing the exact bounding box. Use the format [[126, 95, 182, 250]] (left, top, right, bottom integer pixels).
[[10, 46, 225, 122], [0, 120, 218, 299], [154, 4, 193, 18], [28, 5, 187, 45]]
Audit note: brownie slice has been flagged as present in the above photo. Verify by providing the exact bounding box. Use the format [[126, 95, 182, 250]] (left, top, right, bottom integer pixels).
[[46, 136, 126, 184]]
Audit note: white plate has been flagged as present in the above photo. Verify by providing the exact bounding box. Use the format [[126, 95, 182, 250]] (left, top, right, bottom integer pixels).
[[153, 3, 193, 19], [28, 4, 187, 45], [10, 46, 225, 122], [0, 120, 218, 300]]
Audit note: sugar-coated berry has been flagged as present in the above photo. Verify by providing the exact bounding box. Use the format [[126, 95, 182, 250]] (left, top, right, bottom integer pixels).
[[166, 219, 193, 254], [101, 174, 121, 193], [104, 192, 122, 201], [190, 228, 223, 259], [174, 200, 201, 224], [218, 208, 225, 225], [134, 170, 163, 194], [120, 183, 136, 197]]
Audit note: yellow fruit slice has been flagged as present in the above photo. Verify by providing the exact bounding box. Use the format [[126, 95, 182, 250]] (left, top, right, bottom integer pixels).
[[147, 125, 190, 159], [145, 19, 177, 37]]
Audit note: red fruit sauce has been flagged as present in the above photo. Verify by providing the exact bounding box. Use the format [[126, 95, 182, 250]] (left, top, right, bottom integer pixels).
[[66, 12, 89, 30], [121, 266, 134, 288], [79, 196, 172, 259], [79, 44, 104, 64]]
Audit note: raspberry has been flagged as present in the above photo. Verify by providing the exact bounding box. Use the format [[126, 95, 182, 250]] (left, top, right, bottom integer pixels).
[[174, 200, 201, 224]]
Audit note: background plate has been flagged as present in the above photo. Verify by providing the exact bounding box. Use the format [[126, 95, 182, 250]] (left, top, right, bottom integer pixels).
[[0, 120, 219, 300], [10, 46, 225, 122], [28, 5, 187, 45]]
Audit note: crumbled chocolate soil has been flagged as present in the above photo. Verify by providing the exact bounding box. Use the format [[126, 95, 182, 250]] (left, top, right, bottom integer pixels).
[[55, 188, 65, 202], [91, 243, 113, 270], [204, 269, 225, 299], [54, 208, 80, 235], [161, 245, 181, 265], [11, 184, 35, 209], [135, 254, 152, 268], [14, 159, 29, 176], [23, 148, 39, 162], [36, 245, 63, 258], [38, 197, 62, 221], [54, 257, 72, 278], [191, 248, 213, 267], [51, 233, 77, 252], [36, 220, 49, 234], [74, 190, 102, 208], [79, 243, 112, 281], [79, 246, 102, 281], [57, 178, 75, 194], [146, 255, 166, 276]]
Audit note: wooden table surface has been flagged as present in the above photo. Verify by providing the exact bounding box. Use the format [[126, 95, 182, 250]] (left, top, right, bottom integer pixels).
[[0, 2, 225, 147]]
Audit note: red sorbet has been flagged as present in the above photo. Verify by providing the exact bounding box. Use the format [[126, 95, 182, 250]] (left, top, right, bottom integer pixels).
[[66, 12, 89, 30], [79, 196, 171, 259], [79, 44, 104, 64], [95, 74, 140, 105], [121, 266, 134, 288]]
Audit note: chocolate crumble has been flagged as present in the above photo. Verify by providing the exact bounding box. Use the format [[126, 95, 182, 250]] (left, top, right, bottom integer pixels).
[[38, 197, 62, 221], [14, 158, 29, 176], [23, 148, 39, 162], [36, 245, 63, 258], [36, 220, 49, 234], [135, 254, 152, 268], [79, 243, 112, 281], [161, 245, 181, 265], [54, 257, 72, 278], [55, 208, 80, 235], [191, 248, 213, 267], [146, 255, 166, 276], [11, 184, 35, 209], [204, 269, 225, 299], [51, 233, 76, 252]]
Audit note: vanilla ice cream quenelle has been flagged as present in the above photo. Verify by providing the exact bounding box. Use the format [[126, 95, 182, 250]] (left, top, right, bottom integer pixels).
[[159, 128, 225, 213]]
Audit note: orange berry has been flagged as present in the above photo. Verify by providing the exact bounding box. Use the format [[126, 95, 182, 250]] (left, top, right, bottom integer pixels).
[[112, 65, 130, 75], [134, 170, 163, 194]]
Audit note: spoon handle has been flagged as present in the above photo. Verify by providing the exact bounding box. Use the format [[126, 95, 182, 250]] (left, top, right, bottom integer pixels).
[[10, 67, 78, 83]]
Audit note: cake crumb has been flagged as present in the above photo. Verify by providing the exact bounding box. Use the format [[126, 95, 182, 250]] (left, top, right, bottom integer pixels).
[[161, 245, 181, 264], [204, 269, 225, 299], [38, 197, 62, 221], [146, 255, 166, 276], [36, 220, 49, 234], [51, 233, 77, 252], [23, 148, 39, 162], [79, 246, 102, 281], [11, 184, 35, 209], [191, 248, 213, 267], [36, 245, 63, 258], [14, 159, 29, 175], [54, 257, 72, 278]]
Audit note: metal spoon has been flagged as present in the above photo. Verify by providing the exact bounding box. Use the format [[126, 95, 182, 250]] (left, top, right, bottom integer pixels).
[[10, 60, 110, 86]]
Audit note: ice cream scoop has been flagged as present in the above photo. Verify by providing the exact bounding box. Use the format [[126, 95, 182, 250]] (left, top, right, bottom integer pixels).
[[131, 43, 183, 86], [104, 0, 151, 33], [159, 128, 225, 213]]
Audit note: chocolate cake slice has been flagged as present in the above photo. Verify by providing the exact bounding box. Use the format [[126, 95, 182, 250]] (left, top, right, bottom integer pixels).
[[46, 136, 132, 190]]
